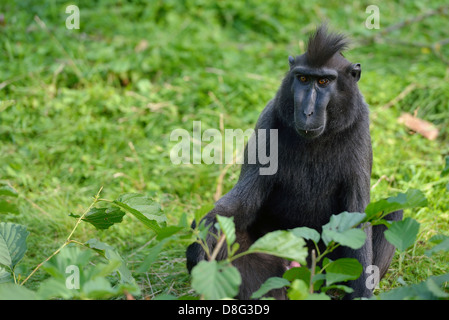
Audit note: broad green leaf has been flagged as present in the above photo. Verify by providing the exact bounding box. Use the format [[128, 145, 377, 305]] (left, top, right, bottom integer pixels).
[[81, 277, 121, 299], [69, 207, 125, 230], [287, 279, 309, 300], [322, 212, 367, 249], [365, 189, 427, 220], [0, 185, 18, 197], [85, 239, 137, 286], [305, 292, 331, 300], [41, 246, 92, 280], [290, 227, 320, 243], [0, 222, 29, 269], [114, 193, 166, 233], [323, 229, 366, 249], [425, 278, 449, 298], [283, 266, 311, 285], [248, 230, 307, 264], [37, 277, 75, 300], [425, 237, 449, 256], [0, 267, 11, 284], [428, 234, 449, 244], [40, 246, 139, 299], [0, 283, 38, 300], [324, 258, 363, 286], [156, 226, 184, 241], [191, 260, 241, 300], [251, 277, 290, 299], [0, 199, 19, 215], [379, 273, 449, 300], [384, 217, 420, 252], [324, 211, 367, 230], [321, 284, 354, 294], [216, 215, 236, 247], [197, 218, 213, 243]]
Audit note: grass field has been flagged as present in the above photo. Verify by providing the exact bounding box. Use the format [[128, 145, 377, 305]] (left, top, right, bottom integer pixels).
[[1, 1, 448, 298]]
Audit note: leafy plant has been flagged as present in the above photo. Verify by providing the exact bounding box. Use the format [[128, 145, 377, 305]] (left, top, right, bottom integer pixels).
[[0, 188, 168, 300], [0, 185, 447, 300]]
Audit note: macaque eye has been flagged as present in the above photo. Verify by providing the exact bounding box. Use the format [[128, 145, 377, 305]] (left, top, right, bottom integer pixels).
[[298, 75, 308, 82], [318, 78, 330, 86]]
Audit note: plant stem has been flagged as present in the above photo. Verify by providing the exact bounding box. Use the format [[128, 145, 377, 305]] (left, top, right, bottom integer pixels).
[[209, 233, 226, 261], [398, 252, 404, 273], [309, 249, 316, 294], [20, 187, 103, 286], [316, 242, 340, 264]]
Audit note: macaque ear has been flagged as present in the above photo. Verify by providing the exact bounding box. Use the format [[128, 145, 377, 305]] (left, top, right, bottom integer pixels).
[[350, 63, 361, 81], [288, 56, 295, 68]]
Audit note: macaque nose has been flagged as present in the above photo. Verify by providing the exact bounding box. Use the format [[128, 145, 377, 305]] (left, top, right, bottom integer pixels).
[[304, 110, 314, 117]]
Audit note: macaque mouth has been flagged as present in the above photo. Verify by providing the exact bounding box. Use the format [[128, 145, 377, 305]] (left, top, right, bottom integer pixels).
[[296, 125, 324, 134], [304, 125, 323, 133], [295, 124, 324, 138]]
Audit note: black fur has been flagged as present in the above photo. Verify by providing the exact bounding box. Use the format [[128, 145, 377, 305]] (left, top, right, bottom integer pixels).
[[186, 25, 402, 300], [306, 24, 349, 67]]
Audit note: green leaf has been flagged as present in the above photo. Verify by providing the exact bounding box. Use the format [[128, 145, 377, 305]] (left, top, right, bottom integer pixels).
[[0, 283, 38, 300], [322, 212, 367, 249], [85, 239, 137, 287], [321, 284, 354, 294], [248, 230, 308, 264], [323, 229, 366, 249], [425, 278, 449, 298], [114, 193, 166, 233], [384, 217, 420, 252], [283, 266, 311, 284], [216, 215, 236, 247], [290, 227, 320, 243], [251, 277, 290, 299], [37, 277, 75, 300], [0, 267, 11, 284], [428, 234, 449, 244], [324, 258, 363, 286], [0, 222, 29, 269], [39, 245, 140, 299], [305, 292, 331, 300], [0, 185, 18, 198], [41, 246, 92, 281], [425, 237, 449, 256], [287, 279, 309, 300], [156, 226, 184, 241], [0, 199, 19, 215], [70, 207, 125, 230], [81, 277, 120, 299], [365, 189, 427, 220], [191, 260, 241, 299], [379, 273, 449, 300]]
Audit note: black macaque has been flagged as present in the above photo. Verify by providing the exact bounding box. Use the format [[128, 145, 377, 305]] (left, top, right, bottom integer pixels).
[[186, 24, 402, 300]]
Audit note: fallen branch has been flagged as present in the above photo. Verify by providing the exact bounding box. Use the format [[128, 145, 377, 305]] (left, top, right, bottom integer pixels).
[[398, 113, 439, 140]]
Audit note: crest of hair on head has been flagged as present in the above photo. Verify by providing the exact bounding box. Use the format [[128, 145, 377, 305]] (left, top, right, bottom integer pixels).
[[306, 24, 350, 67]]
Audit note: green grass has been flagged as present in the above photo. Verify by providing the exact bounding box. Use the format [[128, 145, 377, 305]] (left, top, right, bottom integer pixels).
[[1, 0, 448, 298]]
